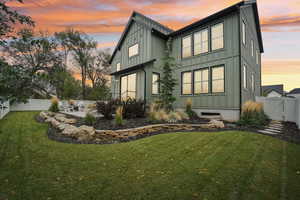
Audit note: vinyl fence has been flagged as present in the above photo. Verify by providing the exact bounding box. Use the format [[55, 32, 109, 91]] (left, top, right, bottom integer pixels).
[[0, 100, 10, 119], [256, 96, 300, 129]]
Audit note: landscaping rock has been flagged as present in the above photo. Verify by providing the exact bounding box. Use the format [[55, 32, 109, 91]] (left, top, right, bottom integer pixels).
[[62, 125, 81, 136], [39, 112, 48, 120], [78, 125, 95, 136], [209, 119, 225, 128]]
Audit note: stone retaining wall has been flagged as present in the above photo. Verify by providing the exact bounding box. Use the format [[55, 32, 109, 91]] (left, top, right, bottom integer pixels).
[[39, 111, 225, 144]]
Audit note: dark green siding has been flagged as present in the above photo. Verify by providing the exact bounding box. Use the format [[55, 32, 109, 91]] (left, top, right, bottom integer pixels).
[[169, 13, 241, 110], [240, 5, 262, 105]]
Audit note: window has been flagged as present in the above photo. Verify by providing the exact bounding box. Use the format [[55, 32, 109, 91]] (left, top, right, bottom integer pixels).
[[243, 65, 247, 89], [121, 73, 136, 99], [251, 40, 254, 57], [211, 66, 225, 93], [194, 29, 208, 55], [251, 74, 255, 92], [242, 21, 246, 45], [194, 68, 209, 94], [129, 44, 139, 58], [182, 35, 192, 58], [116, 63, 120, 71], [182, 71, 192, 95], [211, 23, 224, 51], [152, 73, 159, 95], [256, 50, 259, 64]]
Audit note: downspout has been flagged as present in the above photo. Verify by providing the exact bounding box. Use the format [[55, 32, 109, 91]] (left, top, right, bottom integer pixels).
[[238, 7, 242, 118], [142, 67, 147, 103]]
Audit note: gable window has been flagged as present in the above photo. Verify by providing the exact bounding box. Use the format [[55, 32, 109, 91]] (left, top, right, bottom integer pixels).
[[152, 73, 160, 95], [182, 35, 192, 58], [121, 73, 136, 99], [116, 63, 120, 71], [242, 21, 246, 45], [194, 68, 209, 94], [243, 65, 247, 89], [211, 23, 224, 51], [211, 66, 225, 93], [129, 43, 139, 58], [251, 40, 254, 57], [194, 29, 208, 55], [182, 71, 192, 95], [256, 50, 259, 64], [251, 74, 255, 92]]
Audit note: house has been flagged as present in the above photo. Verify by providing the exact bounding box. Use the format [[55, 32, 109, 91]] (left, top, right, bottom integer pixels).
[[262, 84, 284, 97], [109, 0, 263, 121], [287, 88, 300, 98]]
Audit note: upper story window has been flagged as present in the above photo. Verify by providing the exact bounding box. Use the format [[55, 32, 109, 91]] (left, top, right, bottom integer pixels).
[[182, 35, 192, 58], [182, 71, 192, 95], [256, 50, 259, 64], [243, 65, 247, 89], [211, 66, 225, 93], [251, 40, 254, 57], [211, 23, 224, 51], [194, 68, 209, 94], [194, 29, 208, 55], [116, 63, 120, 71], [152, 73, 160, 95], [129, 43, 139, 58], [242, 21, 246, 45]]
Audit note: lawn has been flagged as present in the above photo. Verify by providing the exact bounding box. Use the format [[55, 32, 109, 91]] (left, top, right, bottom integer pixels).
[[0, 112, 300, 200]]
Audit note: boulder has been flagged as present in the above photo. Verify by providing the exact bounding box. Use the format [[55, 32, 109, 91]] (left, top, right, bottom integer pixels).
[[78, 125, 95, 136], [50, 119, 60, 128], [62, 125, 81, 136], [209, 119, 225, 128], [39, 112, 48, 120], [64, 118, 77, 124]]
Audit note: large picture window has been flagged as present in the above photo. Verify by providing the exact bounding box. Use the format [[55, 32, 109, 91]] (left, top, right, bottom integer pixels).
[[182, 71, 192, 95], [182, 35, 192, 58], [121, 73, 136, 99], [211, 23, 224, 50], [211, 66, 225, 93], [129, 44, 139, 58], [194, 68, 209, 94], [194, 29, 208, 55], [152, 73, 159, 95]]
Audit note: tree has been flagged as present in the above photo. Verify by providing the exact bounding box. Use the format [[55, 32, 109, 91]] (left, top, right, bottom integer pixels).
[[1, 28, 65, 102], [87, 49, 111, 88], [0, 0, 34, 45], [59, 29, 97, 99], [158, 38, 177, 111]]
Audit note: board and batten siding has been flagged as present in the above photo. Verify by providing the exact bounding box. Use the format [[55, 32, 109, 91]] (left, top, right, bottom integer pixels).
[[169, 13, 241, 110], [240, 5, 262, 105]]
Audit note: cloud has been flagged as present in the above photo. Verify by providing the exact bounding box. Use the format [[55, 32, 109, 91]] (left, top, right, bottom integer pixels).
[[261, 14, 300, 32]]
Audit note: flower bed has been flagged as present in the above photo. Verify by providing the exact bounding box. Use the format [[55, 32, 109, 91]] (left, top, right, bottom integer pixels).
[[38, 111, 227, 144]]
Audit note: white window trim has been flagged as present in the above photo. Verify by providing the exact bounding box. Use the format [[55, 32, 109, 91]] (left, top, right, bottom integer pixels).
[[128, 43, 139, 58]]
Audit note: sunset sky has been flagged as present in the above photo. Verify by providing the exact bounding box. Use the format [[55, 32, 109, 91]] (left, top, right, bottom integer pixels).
[[8, 0, 300, 92]]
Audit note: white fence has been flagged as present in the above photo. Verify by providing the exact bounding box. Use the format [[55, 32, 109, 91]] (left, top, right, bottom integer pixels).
[[0, 100, 10, 119], [256, 96, 300, 129]]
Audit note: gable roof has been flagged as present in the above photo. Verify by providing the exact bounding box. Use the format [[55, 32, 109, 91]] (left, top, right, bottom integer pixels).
[[289, 88, 300, 94], [109, 0, 264, 64], [109, 11, 173, 64], [169, 0, 263, 53], [262, 84, 284, 95]]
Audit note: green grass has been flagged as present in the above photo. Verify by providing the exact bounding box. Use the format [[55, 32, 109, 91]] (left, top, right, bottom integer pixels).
[[1, 112, 300, 200]]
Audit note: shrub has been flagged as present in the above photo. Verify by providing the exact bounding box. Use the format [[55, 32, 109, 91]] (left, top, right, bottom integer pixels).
[[84, 113, 96, 126], [237, 101, 269, 127], [96, 100, 115, 119], [49, 97, 59, 112], [115, 106, 124, 126], [185, 98, 198, 119], [177, 111, 189, 120], [119, 98, 146, 119]]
